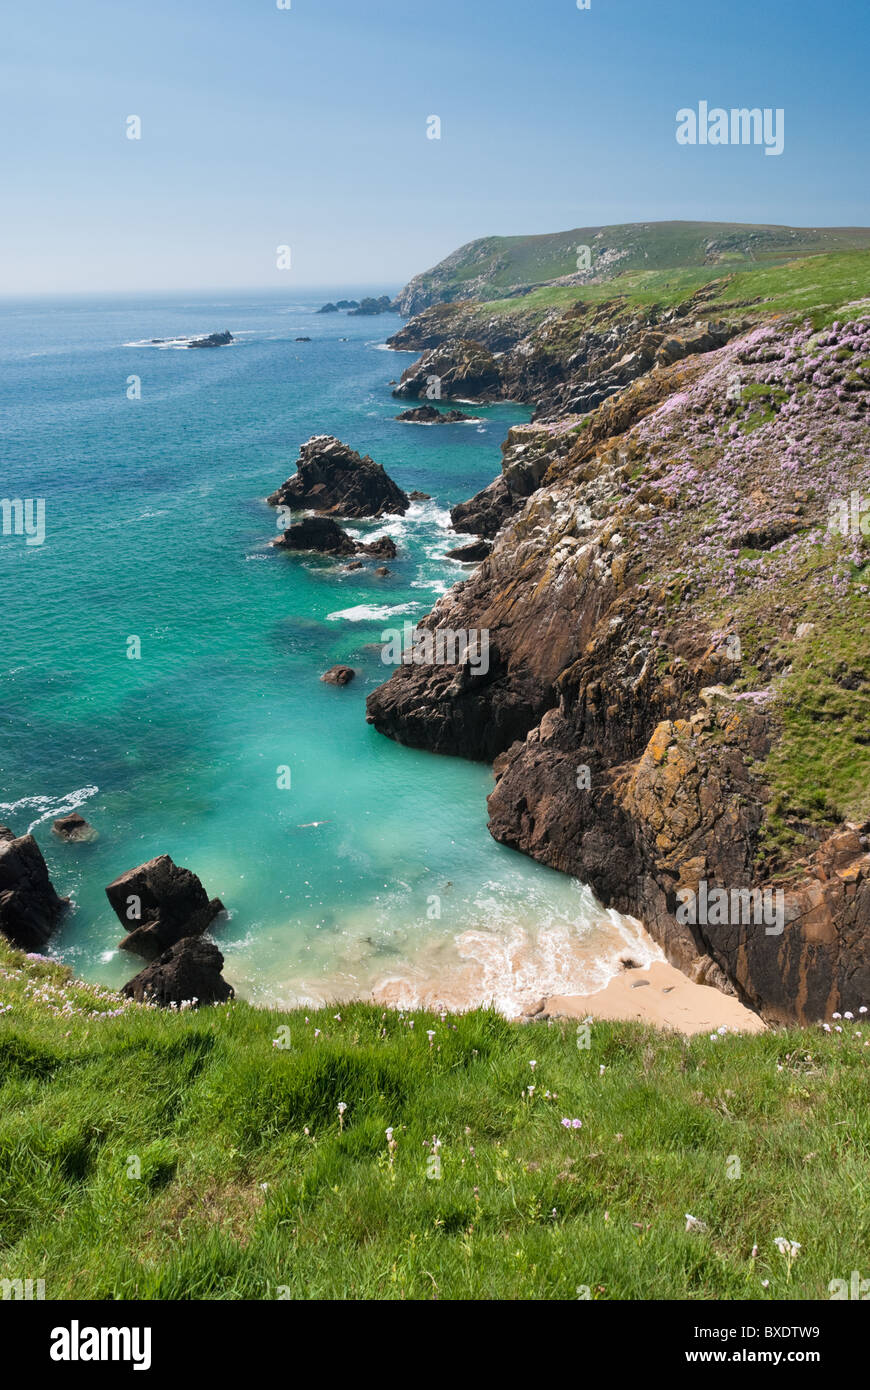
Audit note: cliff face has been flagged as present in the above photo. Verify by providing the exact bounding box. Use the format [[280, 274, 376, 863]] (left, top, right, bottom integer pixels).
[[369, 316, 870, 1022], [390, 288, 744, 420]]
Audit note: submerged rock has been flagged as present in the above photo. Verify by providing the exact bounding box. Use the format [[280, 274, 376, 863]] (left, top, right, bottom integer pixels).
[[106, 855, 224, 960], [52, 812, 98, 843], [123, 937, 233, 1008], [268, 436, 409, 519], [0, 831, 69, 951], [321, 665, 356, 686]]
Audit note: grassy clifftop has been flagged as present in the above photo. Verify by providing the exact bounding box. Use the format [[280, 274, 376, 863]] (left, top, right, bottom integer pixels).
[[1, 938, 867, 1300], [395, 222, 870, 316]]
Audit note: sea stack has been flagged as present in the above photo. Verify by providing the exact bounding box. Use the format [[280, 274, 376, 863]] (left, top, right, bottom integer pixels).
[[268, 436, 409, 519]]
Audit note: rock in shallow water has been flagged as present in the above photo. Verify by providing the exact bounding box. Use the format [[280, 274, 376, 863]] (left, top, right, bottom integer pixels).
[[0, 831, 69, 951], [122, 936, 233, 1008], [52, 812, 98, 843], [321, 665, 356, 686], [106, 855, 224, 960], [268, 435, 409, 519]]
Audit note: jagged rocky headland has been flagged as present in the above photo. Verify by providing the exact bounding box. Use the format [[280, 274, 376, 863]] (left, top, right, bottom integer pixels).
[[367, 222, 870, 1024]]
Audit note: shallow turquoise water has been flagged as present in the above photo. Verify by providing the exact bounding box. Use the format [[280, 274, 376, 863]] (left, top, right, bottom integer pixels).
[[0, 291, 654, 1013]]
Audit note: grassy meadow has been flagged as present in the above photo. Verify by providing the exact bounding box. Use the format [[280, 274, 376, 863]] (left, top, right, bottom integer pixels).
[[1, 940, 867, 1300]]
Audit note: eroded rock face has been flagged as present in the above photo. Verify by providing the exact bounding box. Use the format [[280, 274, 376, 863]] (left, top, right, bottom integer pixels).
[[388, 288, 742, 419], [392, 340, 501, 403], [106, 855, 224, 959], [0, 832, 69, 951], [451, 422, 581, 538], [122, 937, 233, 1008], [268, 436, 409, 519], [368, 316, 870, 1022]]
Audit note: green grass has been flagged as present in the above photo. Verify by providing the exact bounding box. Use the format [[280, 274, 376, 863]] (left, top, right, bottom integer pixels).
[[407, 222, 870, 308], [1, 941, 867, 1300], [444, 250, 870, 354], [761, 588, 870, 849]]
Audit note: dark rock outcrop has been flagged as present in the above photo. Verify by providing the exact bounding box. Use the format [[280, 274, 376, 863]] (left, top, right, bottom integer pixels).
[[359, 536, 397, 560], [268, 436, 409, 519], [446, 540, 491, 562], [52, 812, 98, 843], [321, 665, 356, 686], [396, 405, 479, 424], [188, 331, 233, 349], [106, 855, 224, 960], [0, 832, 69, 951], [274, 515, 358, 556], [122, 937, 233, 1008], [273, 516, 397, 560]]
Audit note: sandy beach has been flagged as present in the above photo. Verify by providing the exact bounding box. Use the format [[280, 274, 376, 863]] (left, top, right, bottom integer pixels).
[[542, 959, 766, 1036]]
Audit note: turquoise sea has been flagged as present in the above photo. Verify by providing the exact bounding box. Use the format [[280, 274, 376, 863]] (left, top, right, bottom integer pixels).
[[0, 290, 655, 1014]]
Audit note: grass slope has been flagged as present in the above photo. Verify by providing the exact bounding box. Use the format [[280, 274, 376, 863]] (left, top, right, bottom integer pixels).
[[401, 222, 870, 310], [1, 941, 867, 1300]]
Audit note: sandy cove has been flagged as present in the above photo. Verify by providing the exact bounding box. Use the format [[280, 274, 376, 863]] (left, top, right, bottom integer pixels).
[[540, 960, 765, 1036]]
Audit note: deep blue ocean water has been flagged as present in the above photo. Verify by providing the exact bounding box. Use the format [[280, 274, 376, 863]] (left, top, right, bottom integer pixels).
[[0, 290, 654, 1013]]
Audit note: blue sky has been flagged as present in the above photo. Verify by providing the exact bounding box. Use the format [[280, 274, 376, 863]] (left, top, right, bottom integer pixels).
[[1, 0, 868, 294]]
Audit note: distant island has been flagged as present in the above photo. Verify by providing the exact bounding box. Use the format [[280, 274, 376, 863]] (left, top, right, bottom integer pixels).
[[187, 330, 233, 348], [317, 296, 395, 316]]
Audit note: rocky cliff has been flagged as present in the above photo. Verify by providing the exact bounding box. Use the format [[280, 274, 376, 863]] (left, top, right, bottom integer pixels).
[[368, 314, 870, 1023]]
